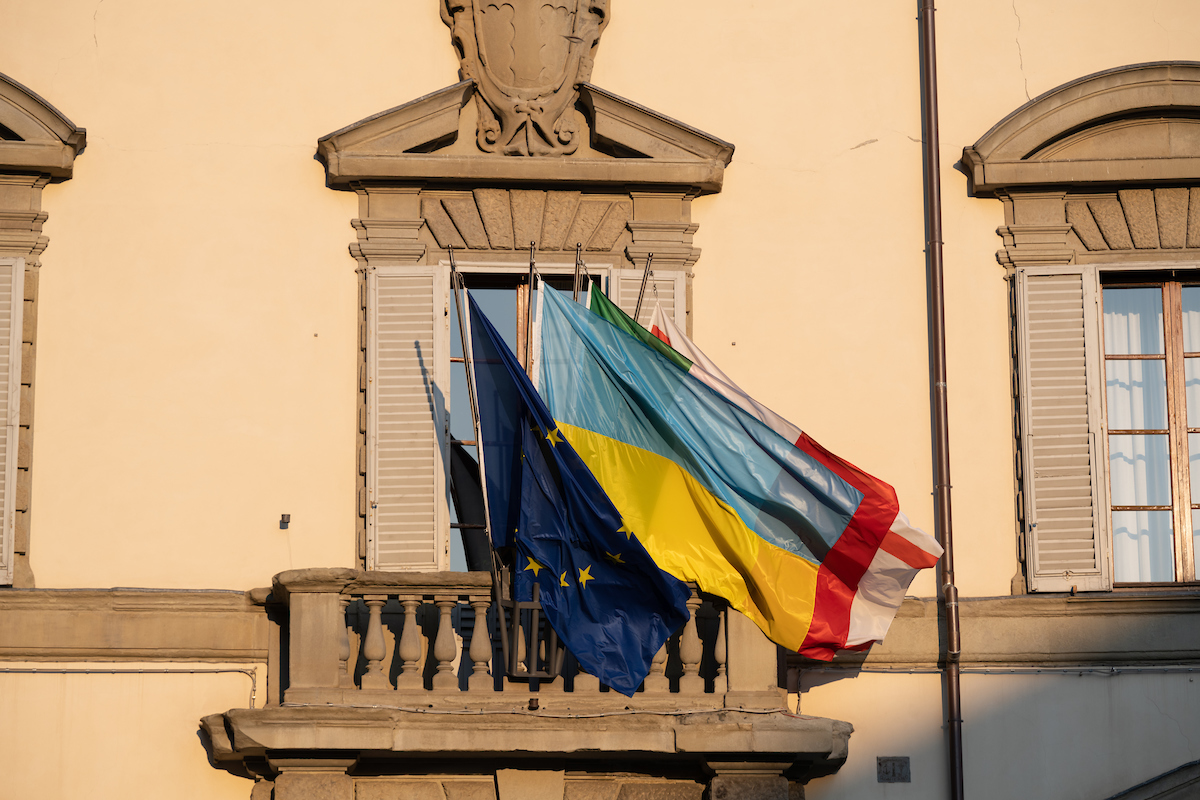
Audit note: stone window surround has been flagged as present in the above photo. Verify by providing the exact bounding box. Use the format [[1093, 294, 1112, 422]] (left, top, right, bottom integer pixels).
[[963, 61, 1200, 594], [0, 72, 85, 587]]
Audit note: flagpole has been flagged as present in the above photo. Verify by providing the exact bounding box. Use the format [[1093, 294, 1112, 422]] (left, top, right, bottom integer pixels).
[[918, 2, 964, 798], [525, 240, 536, 373], [633, 252, 654, 323], [448, 246, 507, 678]]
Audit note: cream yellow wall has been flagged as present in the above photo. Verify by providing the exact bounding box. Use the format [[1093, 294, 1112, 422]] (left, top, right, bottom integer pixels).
[[2, 1, 1200, 595], [800, 670, 1200, 800], [0, 1, 458, 588], [0, 661, 264, 800]]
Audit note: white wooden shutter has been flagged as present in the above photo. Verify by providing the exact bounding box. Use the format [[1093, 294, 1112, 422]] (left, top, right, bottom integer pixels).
[[1016, 269, 1112, 592], [609, 268, 687, 330], [366, 266, 449, 571], [0, 258, 22, 586]]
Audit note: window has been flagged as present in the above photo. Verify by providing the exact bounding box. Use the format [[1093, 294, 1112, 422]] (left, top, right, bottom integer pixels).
[[1101, 277, 1199, 583], [364, 260, 687, 573], [1016, 266, 1200, 591]]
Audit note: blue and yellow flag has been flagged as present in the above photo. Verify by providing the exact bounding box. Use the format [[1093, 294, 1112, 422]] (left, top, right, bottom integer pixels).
[[469, 294, 690, 696]]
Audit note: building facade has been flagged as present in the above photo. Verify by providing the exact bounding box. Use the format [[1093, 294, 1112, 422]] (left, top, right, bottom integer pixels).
[[2, 2, 1199, 799]]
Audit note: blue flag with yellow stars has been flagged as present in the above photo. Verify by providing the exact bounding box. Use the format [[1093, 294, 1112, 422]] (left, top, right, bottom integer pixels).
[[469, 293, 690, 696]]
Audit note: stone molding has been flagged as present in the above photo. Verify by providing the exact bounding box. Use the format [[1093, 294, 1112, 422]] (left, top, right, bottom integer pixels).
[[202, 705, 851, 784], [0, 589, 269, 660], [0, 72, 86, 179], [964, 62, 1200, 195], [812, 594, 1200, 670], [317, 85, 732, 193]]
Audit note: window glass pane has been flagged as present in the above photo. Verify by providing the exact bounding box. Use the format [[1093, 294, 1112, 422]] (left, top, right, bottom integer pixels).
[[1194, 509, 1200, 580], [1182, 286, 1200, 352], [1187, 359, 1200, 429], [1106, 359, 1168, 430], [1108, 433, 1172, 506], [1192, 433, 1200, 506], [1112, 510, 1175, 582], [1104, 287, 1164, 355]]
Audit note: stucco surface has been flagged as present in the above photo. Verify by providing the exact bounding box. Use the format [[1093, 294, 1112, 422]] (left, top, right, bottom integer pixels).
[[0, 661, 261, 800]]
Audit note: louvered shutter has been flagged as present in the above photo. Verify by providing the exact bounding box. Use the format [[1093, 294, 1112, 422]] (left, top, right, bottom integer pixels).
[[609, 268, 687, 330], [0, 259, 22, 586], [1016, 269, 1112, 591], [367, 266, 449, 571]]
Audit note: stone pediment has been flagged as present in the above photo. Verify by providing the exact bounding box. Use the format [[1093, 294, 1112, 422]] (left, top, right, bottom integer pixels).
[[963, 62, 1200, 194], [317, 80, 733, 193], [0, 73, 86, 178]]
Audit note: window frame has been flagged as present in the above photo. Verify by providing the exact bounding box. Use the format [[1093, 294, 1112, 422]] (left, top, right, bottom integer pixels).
[[1098, 272, 1200, 584]]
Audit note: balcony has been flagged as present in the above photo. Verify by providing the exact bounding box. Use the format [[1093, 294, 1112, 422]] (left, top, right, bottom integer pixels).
[[203, 569, 851, 799]]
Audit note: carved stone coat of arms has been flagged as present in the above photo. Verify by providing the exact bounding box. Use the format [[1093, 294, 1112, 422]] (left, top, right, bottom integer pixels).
[[441, 0, 609, 156]]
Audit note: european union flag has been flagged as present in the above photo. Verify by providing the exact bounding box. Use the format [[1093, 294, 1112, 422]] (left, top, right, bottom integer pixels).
[[469, 293, 690, 696]]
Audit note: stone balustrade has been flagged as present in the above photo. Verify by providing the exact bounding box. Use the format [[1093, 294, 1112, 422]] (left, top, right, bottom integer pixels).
[[268, 568, 784, 711]]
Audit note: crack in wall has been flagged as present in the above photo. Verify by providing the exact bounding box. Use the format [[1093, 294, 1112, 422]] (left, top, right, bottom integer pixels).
[[1146, 691, 1196, 753], [1012, 0, 1030, 101], [93, 0, 107, 49]]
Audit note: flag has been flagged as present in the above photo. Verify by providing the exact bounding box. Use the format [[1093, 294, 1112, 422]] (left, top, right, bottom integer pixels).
[[467, 293, 691, 695], [641, 298, 943, 651], [541, 286, 942, 659]]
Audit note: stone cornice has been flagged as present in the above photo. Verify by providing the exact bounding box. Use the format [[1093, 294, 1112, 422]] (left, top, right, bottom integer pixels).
[[812, 593, 1200, 669], [0, 72, 86, 179], [964, 62, 1200, 195], [0, 588, 268, 660], [204, 705, 851, 774], [317, 83, 731, 193]]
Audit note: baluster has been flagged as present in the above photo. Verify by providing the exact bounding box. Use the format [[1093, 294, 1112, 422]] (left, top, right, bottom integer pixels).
[[515, 614, 528, 674], [432, 598, 458, 690], [396, 598, 423, 690], [645, 640, 669, 693], [338, 597, 354, 689], [715, 606, 727, 693], [468, 598, 492, 691], [573, 664, 599, 694], [360, 596, 389, 690], [679, 588, 704, 694]]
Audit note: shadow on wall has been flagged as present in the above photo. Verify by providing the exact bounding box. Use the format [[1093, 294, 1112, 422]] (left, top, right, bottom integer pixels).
[[798, 665, 1200, 800]]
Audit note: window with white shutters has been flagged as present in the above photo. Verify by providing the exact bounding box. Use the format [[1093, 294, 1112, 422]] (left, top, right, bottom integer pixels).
[[610, 268, 687, 330], [366, 266, 450, 571], [1016, 269, 1112, 592], [0, 258, 24, 586], [1016, 265, 1200, 590]]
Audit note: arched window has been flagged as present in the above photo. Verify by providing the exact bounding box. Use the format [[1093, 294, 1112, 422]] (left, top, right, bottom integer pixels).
[[965, 62, 1200, 590]]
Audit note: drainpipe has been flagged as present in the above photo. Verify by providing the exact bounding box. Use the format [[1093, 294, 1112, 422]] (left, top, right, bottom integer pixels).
[[917, 2, 965, 799]]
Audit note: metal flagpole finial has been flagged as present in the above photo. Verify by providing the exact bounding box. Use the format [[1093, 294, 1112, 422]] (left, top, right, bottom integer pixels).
[[573, 242, 583, 301], [633, 252, 654, 323], [525, 241, 537, 372]]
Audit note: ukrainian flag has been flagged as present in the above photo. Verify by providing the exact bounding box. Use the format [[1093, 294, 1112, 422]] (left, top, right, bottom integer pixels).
[[538, 285, 938, 658]]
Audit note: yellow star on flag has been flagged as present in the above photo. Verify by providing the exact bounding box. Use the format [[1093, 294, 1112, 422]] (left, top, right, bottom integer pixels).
[[604, 551, 624, 565], [617, 522, 635, 540], [523, 557, 543, 576], [559, 571, 570, 587], [578, 565, 595, 587], [545, 426, 564, 446]]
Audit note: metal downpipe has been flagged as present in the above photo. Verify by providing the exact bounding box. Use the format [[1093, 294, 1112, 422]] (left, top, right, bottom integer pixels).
[[917, 1, 965, 798]]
